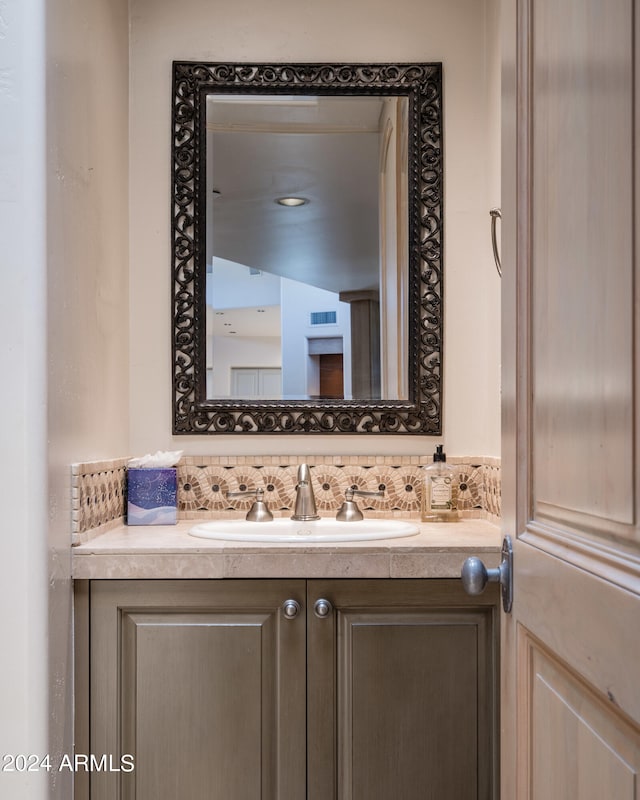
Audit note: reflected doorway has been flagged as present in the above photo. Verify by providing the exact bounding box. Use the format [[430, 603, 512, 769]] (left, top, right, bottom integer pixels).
[[318, 353, 344, 399]]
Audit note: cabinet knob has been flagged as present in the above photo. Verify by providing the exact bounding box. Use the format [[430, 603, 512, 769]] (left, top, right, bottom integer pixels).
[[460, 535, 513, 613], [282, 599, 301, 619], [314, 598, 333, 618]]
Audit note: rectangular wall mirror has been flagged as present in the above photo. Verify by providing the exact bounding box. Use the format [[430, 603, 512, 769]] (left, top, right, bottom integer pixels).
[[172, 62, 443, 434]]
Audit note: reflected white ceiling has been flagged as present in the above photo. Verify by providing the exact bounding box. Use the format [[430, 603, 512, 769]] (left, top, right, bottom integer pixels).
[[206, 95, 384, 294], [206, 303, 281, 339]]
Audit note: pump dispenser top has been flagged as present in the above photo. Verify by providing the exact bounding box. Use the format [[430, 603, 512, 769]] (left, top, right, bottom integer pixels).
[[433, 445, 446, 462]]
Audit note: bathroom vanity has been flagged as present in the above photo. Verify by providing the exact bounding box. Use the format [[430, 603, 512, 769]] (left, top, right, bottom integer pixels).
[[73, 520, 501, 800]]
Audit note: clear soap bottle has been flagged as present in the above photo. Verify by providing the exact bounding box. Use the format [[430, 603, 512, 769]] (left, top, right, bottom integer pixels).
[[421, 445, 459, 522]]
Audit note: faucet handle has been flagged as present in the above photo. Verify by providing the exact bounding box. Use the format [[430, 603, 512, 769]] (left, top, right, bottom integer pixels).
[[226, 488, 274, 522], [336, 488, 385, 522], [346, 488, 385, 500]]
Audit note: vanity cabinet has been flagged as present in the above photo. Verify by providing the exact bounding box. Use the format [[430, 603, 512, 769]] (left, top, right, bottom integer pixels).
[[307, 580, 497, 800], [79, 579, 498, 800]]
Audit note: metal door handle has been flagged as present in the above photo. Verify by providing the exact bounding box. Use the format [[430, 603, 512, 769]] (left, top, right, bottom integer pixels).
[[314, 598, 333, 618], [461, 535, 513, 613], [490, 208, 502, 277], [282, 599, 301, 619]]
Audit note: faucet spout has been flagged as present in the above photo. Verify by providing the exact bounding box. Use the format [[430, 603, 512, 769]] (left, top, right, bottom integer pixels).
[[291, 464, 320, 521]]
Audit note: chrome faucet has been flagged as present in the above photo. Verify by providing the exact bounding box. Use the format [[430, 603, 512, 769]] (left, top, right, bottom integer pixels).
[[291, 464, 320, 521]]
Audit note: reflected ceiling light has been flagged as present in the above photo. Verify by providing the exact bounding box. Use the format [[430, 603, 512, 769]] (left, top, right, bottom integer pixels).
[[275, 196, 309, 207]]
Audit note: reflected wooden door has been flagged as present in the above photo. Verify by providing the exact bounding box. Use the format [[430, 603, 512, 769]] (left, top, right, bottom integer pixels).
[[319, 353, 344, 399], [501, 0, 640, 796]]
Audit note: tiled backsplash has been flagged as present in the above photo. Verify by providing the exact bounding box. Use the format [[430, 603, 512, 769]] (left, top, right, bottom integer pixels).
[[72, 455, 501, 541], [72, 458, 129, 540]]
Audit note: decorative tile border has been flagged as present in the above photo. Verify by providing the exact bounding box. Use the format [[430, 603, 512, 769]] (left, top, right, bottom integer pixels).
[[481, 459, 502, 521], [72, 455, 502, 539], [177, 456, 501, 520], [71, 458, 128, 544]]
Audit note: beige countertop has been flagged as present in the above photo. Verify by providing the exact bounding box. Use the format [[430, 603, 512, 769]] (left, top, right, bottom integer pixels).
[[72, 518, 502, 580]]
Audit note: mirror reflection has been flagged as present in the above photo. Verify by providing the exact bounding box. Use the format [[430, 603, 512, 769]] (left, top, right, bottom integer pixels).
[[172, 61, 443, 435], [205, 94, 409, 402]]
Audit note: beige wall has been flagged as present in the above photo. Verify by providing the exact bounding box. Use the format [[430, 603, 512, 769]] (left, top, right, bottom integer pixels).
[[46, 0, 129, 794], [130, 0, 501, 458]]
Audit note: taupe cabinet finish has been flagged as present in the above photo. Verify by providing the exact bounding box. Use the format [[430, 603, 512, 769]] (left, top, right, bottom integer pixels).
[[82, 579, 497, 799], [87, 580, 306, 800]]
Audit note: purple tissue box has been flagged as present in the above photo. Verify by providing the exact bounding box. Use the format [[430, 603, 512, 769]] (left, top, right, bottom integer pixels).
[[127, 468, 177, 526]]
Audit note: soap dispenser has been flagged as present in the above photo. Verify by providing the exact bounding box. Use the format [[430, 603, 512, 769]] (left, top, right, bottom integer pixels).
[[421, 445, 459, 522]]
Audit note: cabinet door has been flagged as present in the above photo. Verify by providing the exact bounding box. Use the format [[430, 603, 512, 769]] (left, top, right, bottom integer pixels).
[[307, 579, 498, 800], [89, 580, 306, 800]]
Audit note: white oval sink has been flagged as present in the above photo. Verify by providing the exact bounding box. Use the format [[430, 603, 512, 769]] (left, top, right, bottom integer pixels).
[[189, 518, 420, 543]]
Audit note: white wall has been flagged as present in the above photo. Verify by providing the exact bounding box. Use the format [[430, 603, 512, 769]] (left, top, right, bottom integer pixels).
[[0, 1, 48, 796], [208, 258, 282, 309], [209, 336, 281, 396], [281, 278, 352, 399], [129, 0, 501, 458], [2, 0, 129, 794]]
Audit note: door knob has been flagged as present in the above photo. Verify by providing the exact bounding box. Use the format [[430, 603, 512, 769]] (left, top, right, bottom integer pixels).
[[461, 536, 513, 613], [314, 598, 333, 618], [282, 599, 301, 619]]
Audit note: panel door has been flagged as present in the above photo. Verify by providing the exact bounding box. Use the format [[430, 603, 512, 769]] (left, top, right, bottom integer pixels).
[[259, 367, 282, 397], [89, 580, 306, 800], [307, 579, 499, 800], [501, 0, 640, 796]]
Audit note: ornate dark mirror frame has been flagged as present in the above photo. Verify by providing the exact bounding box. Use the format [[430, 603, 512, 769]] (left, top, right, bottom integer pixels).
[[172, 62, 443, 434]]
